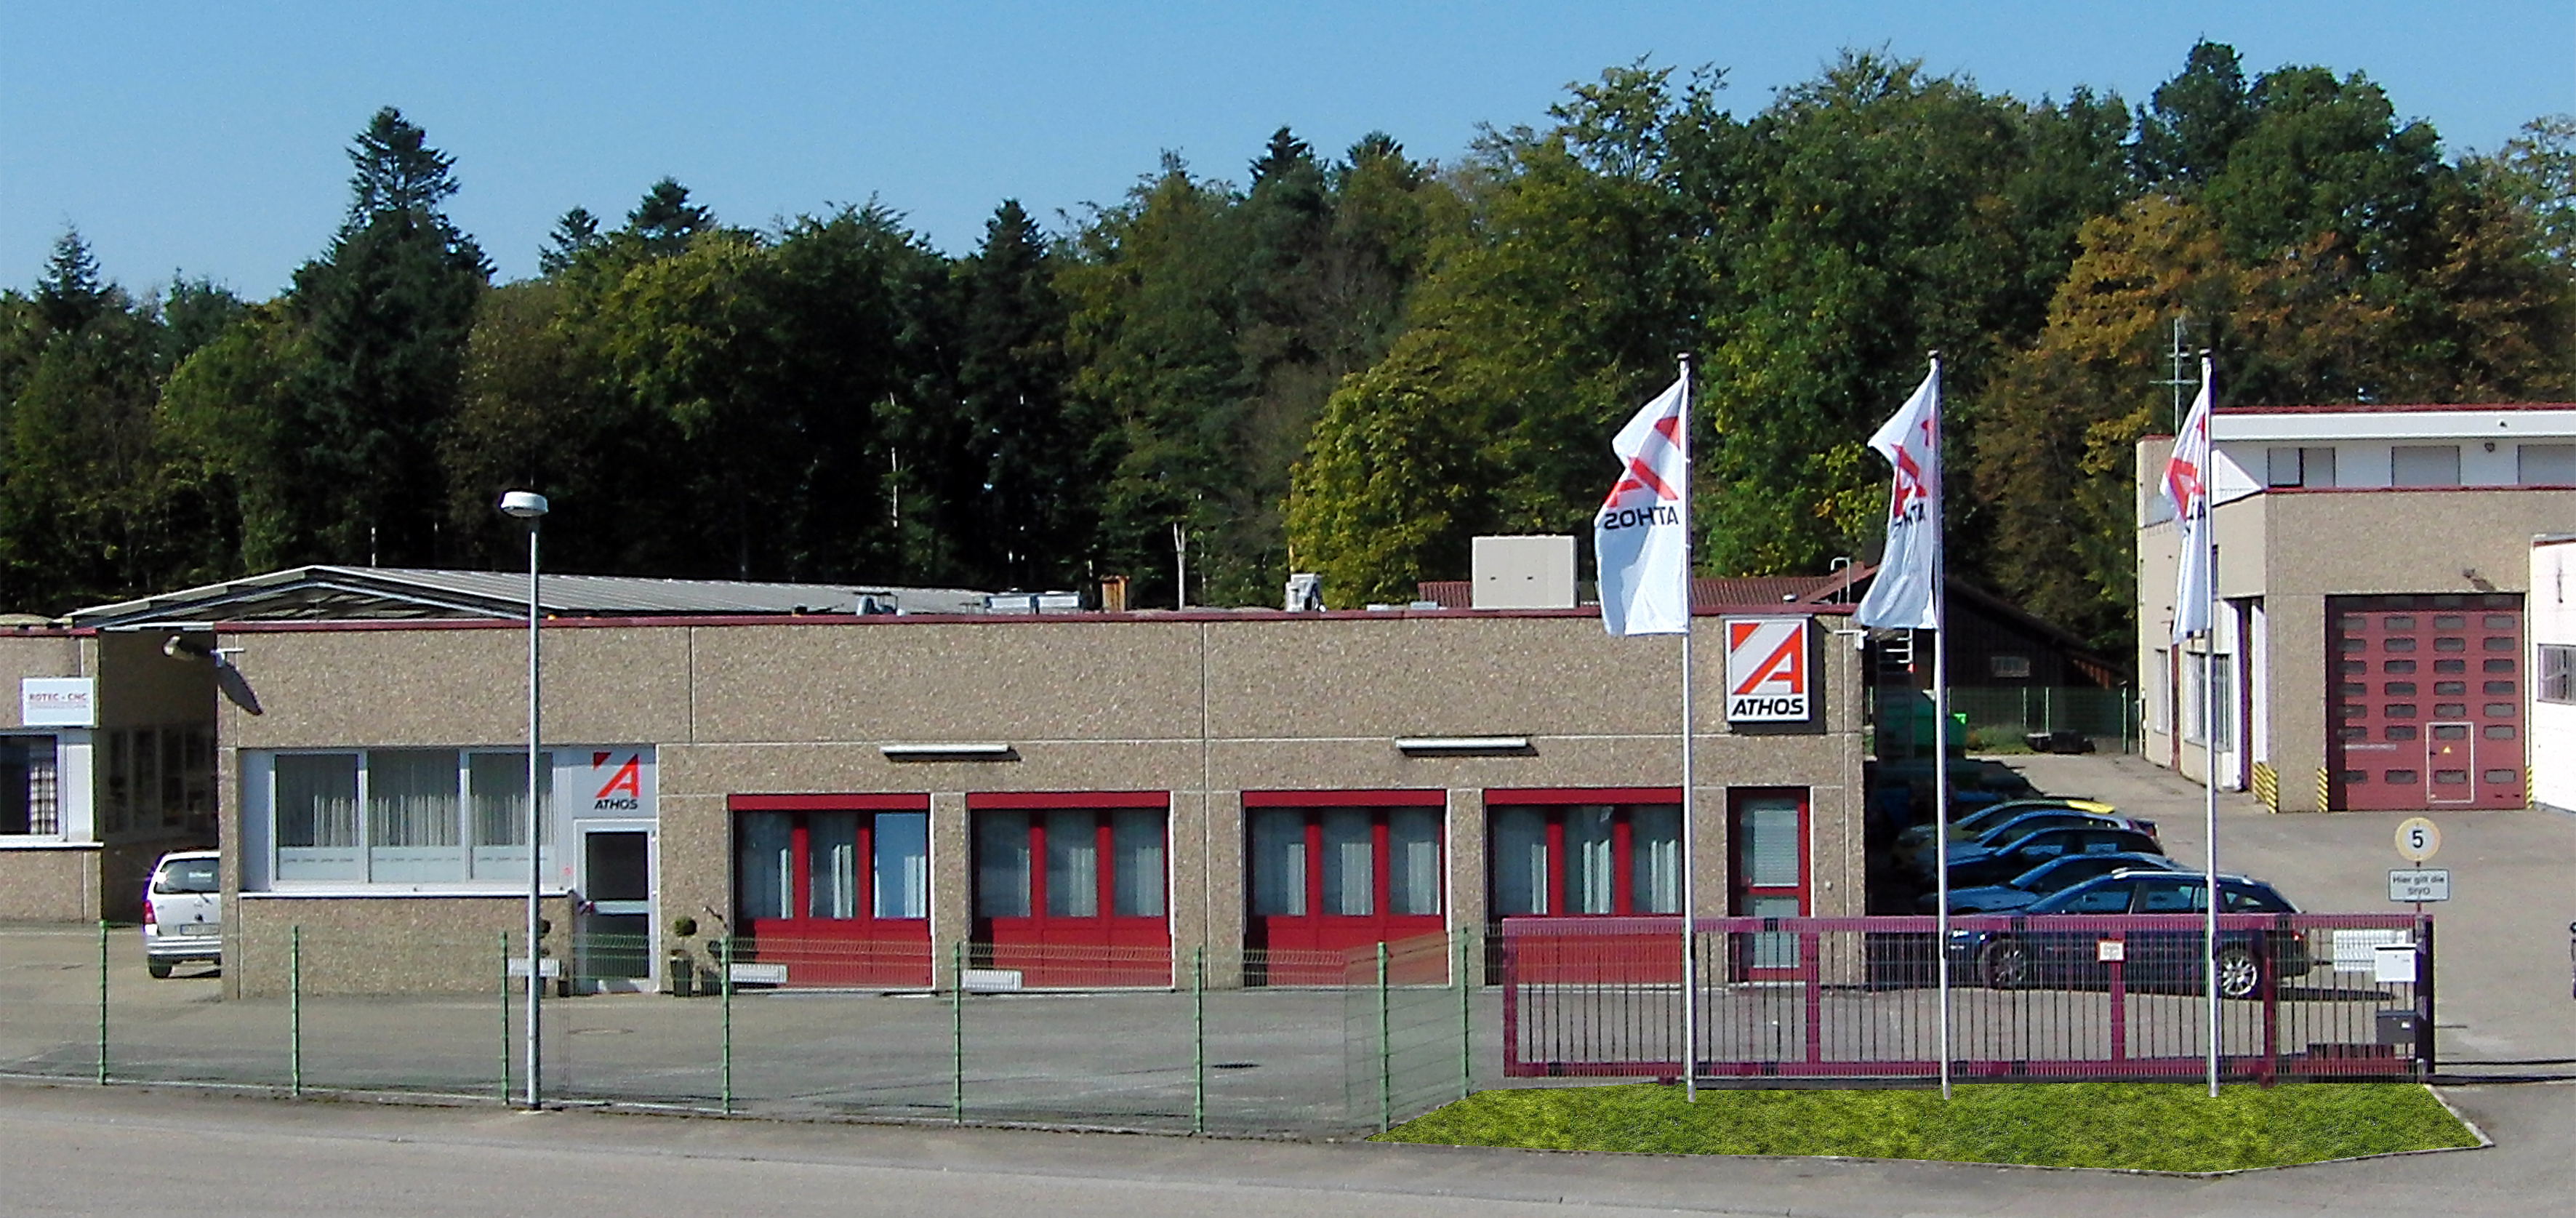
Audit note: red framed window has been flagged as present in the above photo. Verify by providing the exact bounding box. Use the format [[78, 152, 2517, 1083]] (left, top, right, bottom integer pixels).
[[730, 793, 931, 987], [1243, 790, 1445, 972], [1485, 788, 1683, 919], [970, 792, 1169, 986]]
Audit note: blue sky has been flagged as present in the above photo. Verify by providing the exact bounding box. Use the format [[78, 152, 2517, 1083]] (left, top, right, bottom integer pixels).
[[6, 2, 2572, 297]]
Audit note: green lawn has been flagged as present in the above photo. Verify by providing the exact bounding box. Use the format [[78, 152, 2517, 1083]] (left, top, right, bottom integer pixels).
[[1373, 1081, 2479, 1171]]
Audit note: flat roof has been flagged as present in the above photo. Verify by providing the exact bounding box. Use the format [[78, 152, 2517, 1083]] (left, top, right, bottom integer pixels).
[[64, 566, 995, 629]]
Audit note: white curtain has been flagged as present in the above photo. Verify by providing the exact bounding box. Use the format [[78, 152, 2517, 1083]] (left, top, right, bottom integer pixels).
[[1248, 809, 1306, 916], [1320, 808, 1373, 915], [873, 812, 928, 919], [808, 812, 859, 919], [1565, 806, 1614, 914], [1045, 809, 1098, 918], [736, 812, 793, 921], [1628, 804, 1681, 914], [1387, 807, 1443, 916], [976, 812, 1031, 918], [1490, 806, 1549, 915], [1111, 809, 1165, 918]]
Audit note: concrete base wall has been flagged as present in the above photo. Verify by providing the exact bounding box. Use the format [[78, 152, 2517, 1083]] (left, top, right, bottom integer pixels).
[[0, 848, 99, 921]]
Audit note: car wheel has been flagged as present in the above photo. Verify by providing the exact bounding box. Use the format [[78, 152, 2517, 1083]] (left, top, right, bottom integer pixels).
[[147, 960, 173, 979], [2215, 945, 2261, 1000], [1978, 939, 2029, 990]]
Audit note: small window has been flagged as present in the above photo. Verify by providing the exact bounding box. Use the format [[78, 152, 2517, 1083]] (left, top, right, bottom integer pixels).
[[2433, 769, 2469, 785], [2434, 637, 2467, 652], [1989, 654, 2032, 679], [2487, 702, 2519, 717], [2385, 638, 2417, 653], [0, 737, 62, 837], [2266, 446, 2304, 486], [2386, 725, 2418, 740], [2432, 724, 2470, 740], [2519, 443, 2576, 484], [2337, 725, 2367, 740], [2433, 681, 2465, 695], [2385, 616, 2417, 630], [2383, 681, 2417, 695], [2485, 769, 2520, 785], [2386, 704, 2419, 718], [2484, 636, 2517, 652], [2485, 724, 2518, 740], [2434, 703, 2468, 717], [2393, 445, 2462, 486], [2386, 769, 2420, 784], [2436, 659, 2466, 673], [2484, 658, 2516, 673], [2433, 615, 2466, 630], [2340, 660, 2366, 674], [2343, 770, 2370, 783], [2484, 614, 2519, 630], [2384, 660, 2416, 674]]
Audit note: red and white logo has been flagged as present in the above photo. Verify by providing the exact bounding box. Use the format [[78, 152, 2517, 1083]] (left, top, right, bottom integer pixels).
[[1723, 618, 1810, 722]]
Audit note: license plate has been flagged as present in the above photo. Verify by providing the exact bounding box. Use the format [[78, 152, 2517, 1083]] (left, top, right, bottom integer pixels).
[[172, 923, 219, 937]]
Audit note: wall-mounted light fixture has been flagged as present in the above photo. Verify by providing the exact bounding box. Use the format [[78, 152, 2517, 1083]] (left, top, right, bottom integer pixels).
[[879, 742, 1019, 761], [1395, 736, 1532, 756]]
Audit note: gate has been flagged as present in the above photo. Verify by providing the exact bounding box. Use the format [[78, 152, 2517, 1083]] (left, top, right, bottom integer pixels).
[[2328, 594, 2524, 811], [1501, 914, 2433, 1082]]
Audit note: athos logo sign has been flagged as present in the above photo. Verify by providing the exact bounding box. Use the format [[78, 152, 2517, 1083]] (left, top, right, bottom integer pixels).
[[1722, 618, 1809, 723], [572, 747, 655, 816]]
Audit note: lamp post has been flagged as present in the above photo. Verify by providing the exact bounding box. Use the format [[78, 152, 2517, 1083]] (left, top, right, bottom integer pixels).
[[498, 489, 548, 1110]]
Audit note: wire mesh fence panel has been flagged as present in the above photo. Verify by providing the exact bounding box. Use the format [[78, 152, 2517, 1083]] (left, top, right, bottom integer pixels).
[[288, 926, 516, 1099], [1946, 687, 2137, 753], [1343, 931, 1477, 1131], [546, 932, 723, 1109], [101, 925, 284, 1088], [0, 926, 116, 1082], [955, 943, 1194, 1131], [1198, 947, 1360, 1135], [710, 935, 949, 1121]]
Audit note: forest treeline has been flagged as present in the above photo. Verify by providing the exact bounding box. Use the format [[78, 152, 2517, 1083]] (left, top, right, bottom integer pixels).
[[6, 42, 2573, 652]]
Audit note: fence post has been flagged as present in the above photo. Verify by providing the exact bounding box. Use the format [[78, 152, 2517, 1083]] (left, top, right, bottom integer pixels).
[[1456, 931, 1472, 1102], [718, 935, 734, 1115], [95, 920, 108, 1085], [1191, 946, 1206, 1135], [289, 925, 302, 1097], [498, 931, 511, 1104], [1376, 941, 1392, 1134], [950, 939, 966, 1124]]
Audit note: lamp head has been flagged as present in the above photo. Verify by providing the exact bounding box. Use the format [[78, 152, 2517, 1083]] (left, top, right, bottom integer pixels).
[[497, 490, 549, 520]]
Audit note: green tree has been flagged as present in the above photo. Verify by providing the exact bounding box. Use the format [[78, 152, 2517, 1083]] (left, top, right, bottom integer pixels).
[[955, 200, 1093, 589], [286, 106, 490, 566]]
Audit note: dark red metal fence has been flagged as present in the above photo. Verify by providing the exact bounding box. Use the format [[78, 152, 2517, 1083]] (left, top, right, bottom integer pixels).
[[1501, 913, 2433, 1082]]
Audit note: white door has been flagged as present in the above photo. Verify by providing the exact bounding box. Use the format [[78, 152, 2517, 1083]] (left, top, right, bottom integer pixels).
[[576, 822, 657, 993]]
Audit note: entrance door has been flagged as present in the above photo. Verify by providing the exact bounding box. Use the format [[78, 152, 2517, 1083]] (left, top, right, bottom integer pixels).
[[577, 824, 655, 993], [1729, 790, 1807, 979]]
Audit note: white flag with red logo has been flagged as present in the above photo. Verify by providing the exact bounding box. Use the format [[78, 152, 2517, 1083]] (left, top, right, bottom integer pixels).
[[2162, 362, 2215, 643], [1596, 376, 1690, 636], [1855, 366, 1941, 630]]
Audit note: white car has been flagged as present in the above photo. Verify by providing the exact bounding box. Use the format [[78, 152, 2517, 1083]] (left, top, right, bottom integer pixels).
[[143, 851, 220, 978]]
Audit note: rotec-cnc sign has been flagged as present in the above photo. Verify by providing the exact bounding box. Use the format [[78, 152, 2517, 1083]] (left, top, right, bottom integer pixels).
[[1723, 618, 1809, 723]]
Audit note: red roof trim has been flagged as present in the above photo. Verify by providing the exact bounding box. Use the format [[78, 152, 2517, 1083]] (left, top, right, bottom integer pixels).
[[209, 604, 1850, 633], [966, 790, 1168, 810], [727, 793, 931, 812], [2215, 401, 2576, 414], [1485, 787, 1684, 805]]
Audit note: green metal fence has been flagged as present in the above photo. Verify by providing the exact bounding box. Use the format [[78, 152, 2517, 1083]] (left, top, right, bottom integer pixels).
[[0, 923, 1488, 1137], [1944, 686, 2139, 753]]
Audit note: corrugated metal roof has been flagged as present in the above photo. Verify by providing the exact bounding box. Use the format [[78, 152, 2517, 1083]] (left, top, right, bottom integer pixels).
[[64, 566, 1000, 628]]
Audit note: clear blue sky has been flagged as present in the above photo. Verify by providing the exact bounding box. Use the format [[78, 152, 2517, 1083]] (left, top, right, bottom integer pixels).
[[7, 2, 2572, 297]]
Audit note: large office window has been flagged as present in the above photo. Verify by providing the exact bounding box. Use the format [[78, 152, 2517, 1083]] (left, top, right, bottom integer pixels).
[[1487, 792, 1682, 918], [973, 803, 1166, 923], [1245, 803, 1443, 919], [267, 750, 550, 884]]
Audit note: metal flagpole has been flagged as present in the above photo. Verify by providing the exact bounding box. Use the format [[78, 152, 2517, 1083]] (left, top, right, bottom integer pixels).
[[2200, 355, 2222, 1098], [1925, 354, 1953, 1102], [1677, 353, 1699, 1103]]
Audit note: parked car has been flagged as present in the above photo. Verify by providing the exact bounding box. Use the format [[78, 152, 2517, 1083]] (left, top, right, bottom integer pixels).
[[1945, 871, 2311, 998], [1893, 797, 2117, 855], [1905, 809, 2158, 881], [1914, 852, 2181, 914], [1938, 825, 2168, 889], [142, 850, 220, 979]]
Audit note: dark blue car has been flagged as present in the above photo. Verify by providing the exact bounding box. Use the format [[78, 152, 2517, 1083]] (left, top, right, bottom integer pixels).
[[1945, 872, 2311, 998], [1914, 851, 2180, 914]]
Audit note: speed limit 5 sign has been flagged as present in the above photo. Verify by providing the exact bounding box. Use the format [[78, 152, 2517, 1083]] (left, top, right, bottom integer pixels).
[[2395, 817, 2440, 863]]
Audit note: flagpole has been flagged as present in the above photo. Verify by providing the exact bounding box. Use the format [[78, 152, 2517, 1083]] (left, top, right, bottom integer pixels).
[[1925, 353, 1952, 1102], [1676, 352, 1699, 1103], [2200, 355, 2222, 1099]]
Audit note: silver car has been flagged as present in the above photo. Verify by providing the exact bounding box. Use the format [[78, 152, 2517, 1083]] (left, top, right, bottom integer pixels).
[[143, 850, 220, 978]]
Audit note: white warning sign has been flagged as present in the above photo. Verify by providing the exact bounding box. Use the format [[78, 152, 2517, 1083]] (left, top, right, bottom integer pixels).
[[1723, 617, 1810, 723]]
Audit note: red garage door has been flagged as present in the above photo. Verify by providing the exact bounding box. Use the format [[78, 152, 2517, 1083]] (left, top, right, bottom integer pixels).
[[2329, 594, 2524, 811], [970, 792, 1171, 987]]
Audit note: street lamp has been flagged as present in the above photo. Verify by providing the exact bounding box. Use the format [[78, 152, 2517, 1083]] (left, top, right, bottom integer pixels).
[[498, 489, 547, 1110]]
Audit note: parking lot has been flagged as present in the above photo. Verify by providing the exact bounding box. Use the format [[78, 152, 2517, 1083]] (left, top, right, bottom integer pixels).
[[2005, 751, 2576, 1073]]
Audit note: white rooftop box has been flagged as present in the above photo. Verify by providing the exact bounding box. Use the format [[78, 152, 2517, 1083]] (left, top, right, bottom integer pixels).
[[1472, 535, 1576, 609]]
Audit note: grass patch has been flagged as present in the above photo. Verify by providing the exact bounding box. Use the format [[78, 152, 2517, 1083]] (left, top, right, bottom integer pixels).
[[1374, 1081, 2479, 1171]]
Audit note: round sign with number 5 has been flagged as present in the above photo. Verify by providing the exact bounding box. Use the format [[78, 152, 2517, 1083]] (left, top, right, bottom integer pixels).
[[2396, 817, 2440, 862]]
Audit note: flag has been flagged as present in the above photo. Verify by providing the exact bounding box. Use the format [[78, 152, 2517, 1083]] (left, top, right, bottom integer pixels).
[[1855, 366, 1941, 630], [2162, 363, 2215, 643], [1596, 377, 1690, 636]]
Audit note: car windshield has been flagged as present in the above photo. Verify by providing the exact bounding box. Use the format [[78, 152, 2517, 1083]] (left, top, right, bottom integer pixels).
[[153, 859, 217, 894]]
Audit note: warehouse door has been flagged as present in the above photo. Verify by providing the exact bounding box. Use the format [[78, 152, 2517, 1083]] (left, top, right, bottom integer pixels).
[[2327, 595, 2524, 811]]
